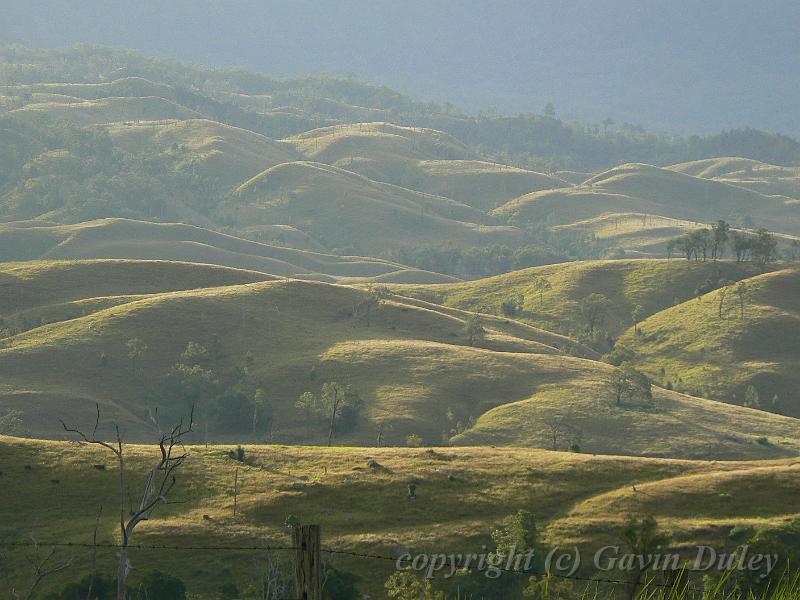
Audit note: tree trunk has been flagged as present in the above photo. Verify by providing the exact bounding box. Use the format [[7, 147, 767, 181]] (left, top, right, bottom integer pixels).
[[117, 446, 127, 600], [327, 390, 339, 447], [117, 547, 129, 600]]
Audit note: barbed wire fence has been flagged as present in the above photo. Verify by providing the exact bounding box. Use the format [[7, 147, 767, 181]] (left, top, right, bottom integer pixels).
[[0, 532, 705, 600]]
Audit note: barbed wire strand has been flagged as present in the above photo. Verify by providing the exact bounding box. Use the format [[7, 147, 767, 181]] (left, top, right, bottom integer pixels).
[[0, 540, 703, 592]]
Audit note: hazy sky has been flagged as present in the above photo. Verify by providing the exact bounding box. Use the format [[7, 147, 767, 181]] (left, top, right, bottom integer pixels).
[[3, 0, 798, 135]]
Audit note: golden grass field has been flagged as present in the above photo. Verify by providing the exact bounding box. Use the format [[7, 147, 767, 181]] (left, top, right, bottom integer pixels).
[[2, 436, 799, 597]]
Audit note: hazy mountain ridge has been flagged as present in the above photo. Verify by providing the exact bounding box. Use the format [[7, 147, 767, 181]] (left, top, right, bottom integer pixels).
[[3, 0, 800, 136]]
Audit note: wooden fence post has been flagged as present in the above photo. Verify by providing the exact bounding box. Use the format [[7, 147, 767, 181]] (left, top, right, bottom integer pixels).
[[293, 524, 321, 600]]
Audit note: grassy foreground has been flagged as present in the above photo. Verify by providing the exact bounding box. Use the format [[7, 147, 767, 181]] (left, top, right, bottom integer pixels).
[[2, 437, 800, 598]]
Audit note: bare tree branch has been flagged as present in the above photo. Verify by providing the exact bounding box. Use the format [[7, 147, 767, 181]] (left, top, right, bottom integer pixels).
[[60, 403, 193, 600], [20, 536, 72, 600]]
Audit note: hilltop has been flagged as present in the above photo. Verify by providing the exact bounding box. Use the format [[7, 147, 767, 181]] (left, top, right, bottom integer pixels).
[[283, 123, 566, 210], [616, 266, 800, 415], [669, 157, 800, 203], [395, 259, 763, 339], [7, 95, 200, 127], [230, 161, 523, 254], [0, 219, 458, 283], [108, 118, 301, 187], [495, 163, 800, 237], [284, 122, 475, 165]]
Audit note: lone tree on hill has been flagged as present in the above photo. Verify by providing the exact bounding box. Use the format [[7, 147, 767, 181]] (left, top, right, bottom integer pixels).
[[295, 391, 319, 438], [531, 277, 552, 307], [631, 305, 645, 333], [321, 382, 361, 446], [579, 293, 611, 335], [60, 404, 194, 600], [126, 337, 147, 375], [735, 281, 750, 319], [608, 365, 652, 406], [542, 414, 582, 452], [464, 314, 486, 346], [352, 284, 388, 327]]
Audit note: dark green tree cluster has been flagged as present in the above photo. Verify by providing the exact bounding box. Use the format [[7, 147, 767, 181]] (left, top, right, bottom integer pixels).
[[386, 243, 567, 279], [295, 382, 363, 445], [147, 340, 272, 439], [608, 364, 653, 406], [667, 222, 778, 270]]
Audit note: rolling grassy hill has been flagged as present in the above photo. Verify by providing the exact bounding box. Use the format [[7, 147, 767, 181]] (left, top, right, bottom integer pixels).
[[107, 118, 301, 187], [7, 95, 200, 127], [1, 261, 798, 461], [0, 259, 273, 316], [395, 259, 763, 339], [495, 163, 800, 237], [2, 67, 798, 270], [229, 161, 524, 254], [551, 213, 700, 257], [616, 266, 800, 415], [668, 157, 799, 180], [284, 122, 476, 165], [1, 44, 799, 600], [547, 458, 800, 550], [1, 76, 179, 102], [669, 157, 800, 204], [2, 437, 799, 598], [0, 219, 458, 283], [284, 123, 567, 210], [408, 160, 568, 212]]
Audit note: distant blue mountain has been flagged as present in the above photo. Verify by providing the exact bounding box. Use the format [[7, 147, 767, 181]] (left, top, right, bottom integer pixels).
[[3, 0, 798, 135]]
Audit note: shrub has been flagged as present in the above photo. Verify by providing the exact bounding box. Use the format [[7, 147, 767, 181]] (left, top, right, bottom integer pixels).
[[134, 571, 186, 600], [46, 574, 115, 600], [219, 582, 239, 600], [405, 433, 423, 447], [323, 565, 361, 600], [285, 514, 301, 528], [229, 445, 246, 462], [500, 294, 524, 316]]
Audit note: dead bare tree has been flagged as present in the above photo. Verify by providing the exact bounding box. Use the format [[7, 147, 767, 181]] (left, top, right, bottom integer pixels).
[[543, 414, 567, 451], [543, 414, 582, 452], [60, 403, 193, 600]]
